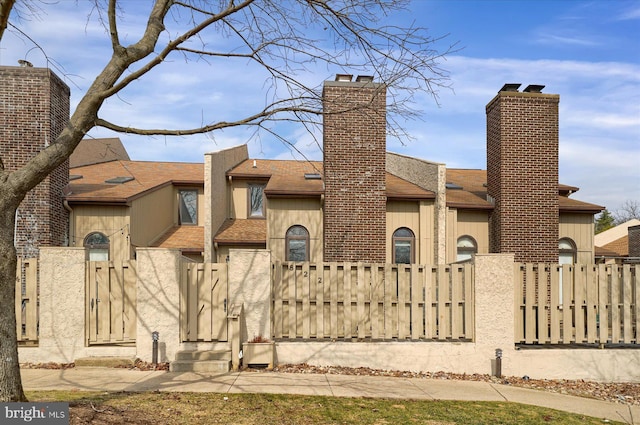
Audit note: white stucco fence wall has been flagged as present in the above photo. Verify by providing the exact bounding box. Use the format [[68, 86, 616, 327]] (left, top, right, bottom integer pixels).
[[18, 247, 135, 364], [17, 248, 640, 382]]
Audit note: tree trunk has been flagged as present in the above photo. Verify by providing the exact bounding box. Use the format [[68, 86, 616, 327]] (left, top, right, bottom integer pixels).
[[0, 203, 26, 401]]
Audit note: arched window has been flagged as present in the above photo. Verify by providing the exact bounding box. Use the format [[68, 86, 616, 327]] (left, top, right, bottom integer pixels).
[[84, 232, 109, 261], [456, 235, 477, 263], [559, 238, 576, 264], [286, 225, 309, 262], [393, 227, 415, 264]]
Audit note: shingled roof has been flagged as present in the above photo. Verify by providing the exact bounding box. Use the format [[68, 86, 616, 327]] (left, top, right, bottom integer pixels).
[[445, 169, 604, 212], [227, 159, 434, 200], [66, 160, 204, 204], [70, 138, 130, 168]]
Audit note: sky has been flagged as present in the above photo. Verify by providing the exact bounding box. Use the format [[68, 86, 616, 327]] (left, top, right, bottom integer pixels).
[[1, 0, 639, 215]]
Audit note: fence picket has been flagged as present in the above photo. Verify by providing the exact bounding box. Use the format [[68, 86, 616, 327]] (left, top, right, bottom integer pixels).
[[574, 265, 586, 343], [585, 265, 598, 343], [524, 263, 536, 343], [411, 264, 423, 340], [622, 265, 633, 343], [598, 264, 609, 344], [611, 265, 621, 343], [271, 262, 472, 342]]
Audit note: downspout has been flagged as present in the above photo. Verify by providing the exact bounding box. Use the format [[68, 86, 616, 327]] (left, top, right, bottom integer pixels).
[[14, 207, 19, 250], [63, 200, 74, 247]]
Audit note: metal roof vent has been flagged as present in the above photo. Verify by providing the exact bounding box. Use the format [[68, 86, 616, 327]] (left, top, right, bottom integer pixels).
[[500, 83, 521, 92], [105, 176, 135, 184], [335, 74, 353, 82], [445, 182, 463, 190], [69, 174, 83, 181], [523, 84, 545, 93], [356, 75, 374, 83], [304, 173, 322, 180]]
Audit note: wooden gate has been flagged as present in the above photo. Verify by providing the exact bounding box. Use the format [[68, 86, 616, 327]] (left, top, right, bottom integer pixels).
[[180, 262, 228, 342], [86, 260, 137, 345]]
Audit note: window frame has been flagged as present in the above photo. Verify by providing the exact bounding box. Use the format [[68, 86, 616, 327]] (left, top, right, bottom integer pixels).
[[559, 237, 577, 264], [84, 232, 110, 261], [456, 235, 478, 263], [392, 227, 415, 264], [286, 225, 310, 262], [178, 189, 199, 225], [247, 183, 266, 219]]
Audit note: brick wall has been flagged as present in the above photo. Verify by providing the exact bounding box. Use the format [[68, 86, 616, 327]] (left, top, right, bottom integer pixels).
[[0, 66, 70, 257], [629, 225, 640, 259], [486, 87, 560, 263], [322, 76, 387, 262]]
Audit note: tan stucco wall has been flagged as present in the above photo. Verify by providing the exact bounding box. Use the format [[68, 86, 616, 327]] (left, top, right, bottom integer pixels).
[[19, 247, 135, 364], [20, 248, 640, 382], [135, 248, 182, 363], [228, 249, 272, 343]]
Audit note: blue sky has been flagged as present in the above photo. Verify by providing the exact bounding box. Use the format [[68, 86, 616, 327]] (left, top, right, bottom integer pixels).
[[1, 0, 638, 215]]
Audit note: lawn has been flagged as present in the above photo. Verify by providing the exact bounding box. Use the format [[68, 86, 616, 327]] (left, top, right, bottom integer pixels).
[[28, 391, 621, 424]]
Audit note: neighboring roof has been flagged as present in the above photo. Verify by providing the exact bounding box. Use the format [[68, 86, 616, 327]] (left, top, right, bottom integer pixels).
[[151, 226, 204, 252], [445, 169, 493, 210], [598, 235, 629, 257], [228, 159, 434, 200], [445, 169, 604, 212], [66, 160, 204, 204], [214, 219, 267, 245], [595, 219, 640, 247], [595, 245, 622, 258], [70, 138, 130, 168]]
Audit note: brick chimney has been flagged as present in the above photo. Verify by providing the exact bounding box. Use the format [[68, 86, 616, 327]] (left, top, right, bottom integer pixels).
[[322, 74, 387, 262], [486, 84, 559, 263], [0, 66, 70, 257], [629, 225, 640, 260]]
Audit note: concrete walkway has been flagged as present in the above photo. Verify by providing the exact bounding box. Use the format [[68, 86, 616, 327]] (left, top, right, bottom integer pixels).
[[21, 367, 639, 424]]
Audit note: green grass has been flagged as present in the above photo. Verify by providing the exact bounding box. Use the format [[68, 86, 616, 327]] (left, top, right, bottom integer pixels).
[[27, 391, 621, 425]]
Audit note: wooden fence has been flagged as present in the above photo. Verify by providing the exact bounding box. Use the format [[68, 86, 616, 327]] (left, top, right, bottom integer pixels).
[[180, 262, 228, 342], [16, 258, 38, 344], [86, 260, 137, 345], [516, 263, 640, 345], [272, 262, 474, 341]]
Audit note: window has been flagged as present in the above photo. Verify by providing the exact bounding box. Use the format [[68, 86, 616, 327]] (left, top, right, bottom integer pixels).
[[179, 190, 198, 224], [286, 225, 309, 262], [392, 227, 415, 264], [248, 184, 266, 218], [559, 238, 576, 264], [558, 238, 577, 306], [84, 232, 109, 261], [456, 235, 477, 263]]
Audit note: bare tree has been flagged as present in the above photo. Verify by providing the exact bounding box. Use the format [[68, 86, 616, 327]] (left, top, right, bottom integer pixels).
[[614, 200, 640, 225], [0, 0, 453, 401]]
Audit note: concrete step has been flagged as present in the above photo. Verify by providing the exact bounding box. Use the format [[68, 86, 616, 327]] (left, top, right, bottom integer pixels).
[[170, 349, 232, 373], [169, 359, 231, 373], [75, 356, 136, 368], [175, 349, 231, 361]]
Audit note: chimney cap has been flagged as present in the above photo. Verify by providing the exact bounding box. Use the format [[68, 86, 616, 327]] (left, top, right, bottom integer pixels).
[[500, 83, 521, 92], [355, 75, 374, 83], [523, 84, 545, 93], [335, 74, 353, 82]]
